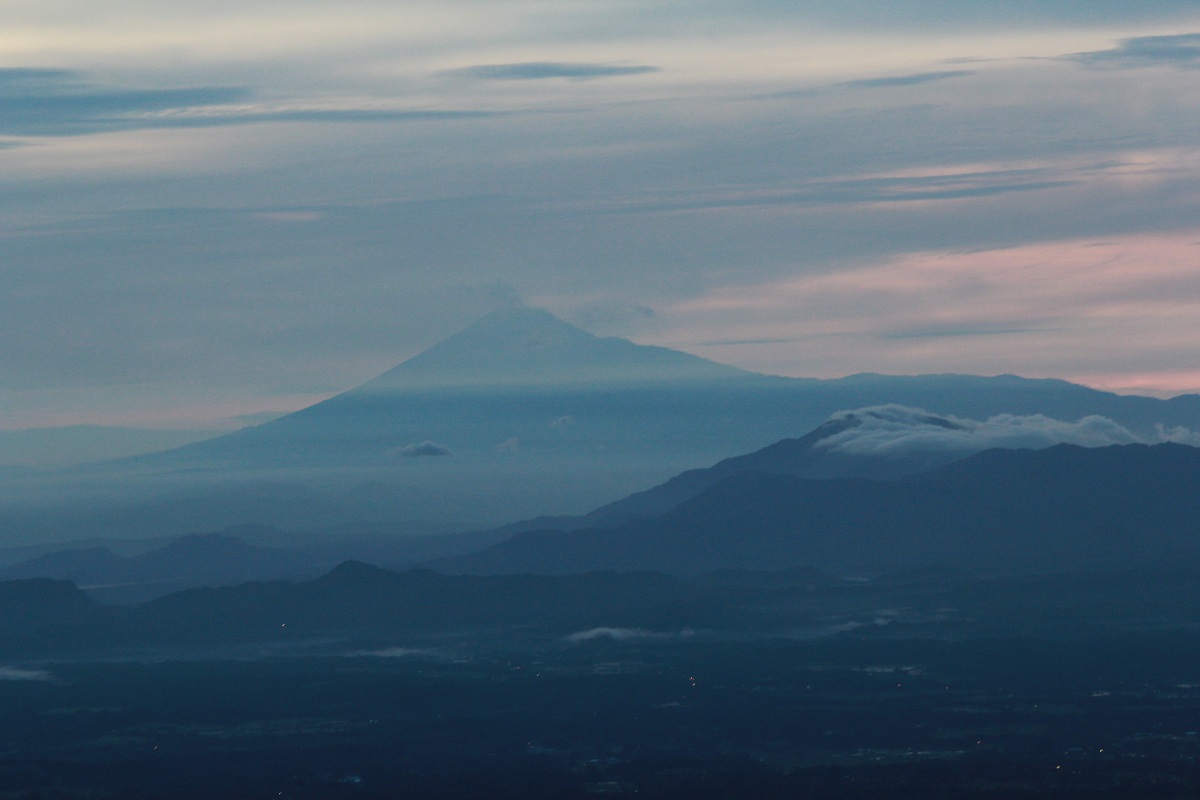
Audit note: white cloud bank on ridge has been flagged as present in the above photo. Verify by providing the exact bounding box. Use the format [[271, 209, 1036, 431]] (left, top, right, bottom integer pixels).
[[812, 405, 1183, 458]]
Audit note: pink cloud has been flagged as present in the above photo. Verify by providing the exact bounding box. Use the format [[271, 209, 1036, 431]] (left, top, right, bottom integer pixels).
[[656, 230, 1200, 394]]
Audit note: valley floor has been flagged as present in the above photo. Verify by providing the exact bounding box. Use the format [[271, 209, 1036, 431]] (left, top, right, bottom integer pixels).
[[5, 631, 1200, 798]]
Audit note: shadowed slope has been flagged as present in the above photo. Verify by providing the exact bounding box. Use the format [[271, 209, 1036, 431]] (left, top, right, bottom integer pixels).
[[441, 442, 1200, 576]]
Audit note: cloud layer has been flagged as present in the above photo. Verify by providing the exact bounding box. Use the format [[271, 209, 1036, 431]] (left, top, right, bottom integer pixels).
[[2, 3, 1200, 426], [661, 231, 1200, 393]]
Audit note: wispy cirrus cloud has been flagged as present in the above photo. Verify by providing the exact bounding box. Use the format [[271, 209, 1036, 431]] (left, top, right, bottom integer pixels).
[[770, 69, 975, 99], [657, 229, 1200, 394], [438, 62, 660, 81], [0, 68, 249, 136], [836, 69, 976, 89], [590, 164, 1079, 215], [123, 107, 494, 131], [0, 68, 492, 137], [1067, 32, 1200, 69]]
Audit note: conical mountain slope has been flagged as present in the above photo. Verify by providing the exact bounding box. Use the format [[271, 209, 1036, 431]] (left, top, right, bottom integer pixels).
[[147, 307, 1200, 475], [360, 306, 748, 391], [109, 307, 788, 525], [165, 305, 776, 468]]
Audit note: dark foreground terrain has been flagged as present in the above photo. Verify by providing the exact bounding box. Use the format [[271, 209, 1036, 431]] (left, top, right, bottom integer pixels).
[[5, 605, 1200, 798]]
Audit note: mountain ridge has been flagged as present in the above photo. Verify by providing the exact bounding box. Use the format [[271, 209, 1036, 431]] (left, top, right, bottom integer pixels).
[[9, 306, 1200, 540], [437, 440, 1200, 577]]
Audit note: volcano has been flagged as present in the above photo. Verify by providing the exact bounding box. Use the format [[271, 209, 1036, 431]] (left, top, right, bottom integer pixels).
[[19, 306, 1200, 537]]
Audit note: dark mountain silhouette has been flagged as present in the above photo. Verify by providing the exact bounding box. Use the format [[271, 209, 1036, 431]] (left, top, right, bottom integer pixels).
[[0, 578, 96, 637], [8, 556, 1200, 659], [438, 442, 1200, 577], [0, 562, 698, 656], [478, 403, 1171, 539]]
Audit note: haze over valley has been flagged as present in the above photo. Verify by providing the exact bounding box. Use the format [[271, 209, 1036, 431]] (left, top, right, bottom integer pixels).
[[4, 2, 1200, 796]]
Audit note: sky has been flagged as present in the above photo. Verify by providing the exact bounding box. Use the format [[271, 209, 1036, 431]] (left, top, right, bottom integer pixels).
[[4, 0, 1200, 432]]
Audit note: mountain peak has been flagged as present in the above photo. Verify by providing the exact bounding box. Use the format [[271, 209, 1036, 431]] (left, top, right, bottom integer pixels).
[[360, 306, 749, 391]]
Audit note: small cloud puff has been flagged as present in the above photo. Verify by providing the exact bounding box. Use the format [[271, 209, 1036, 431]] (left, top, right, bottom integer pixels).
[[495, 437, 521, 454], [550, 416, 575, 428], [393, 440, 452, 458], [815, 405, 1154, 458], [0, 666, 52, 682], [352, 647, 441, 659], [565, 627, 696, 643]]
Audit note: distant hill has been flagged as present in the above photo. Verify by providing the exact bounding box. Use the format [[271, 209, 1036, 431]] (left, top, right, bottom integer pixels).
[[439, 442, 1200, 577], [0, 531, 330, 604], [0, 523, 518, 604]]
